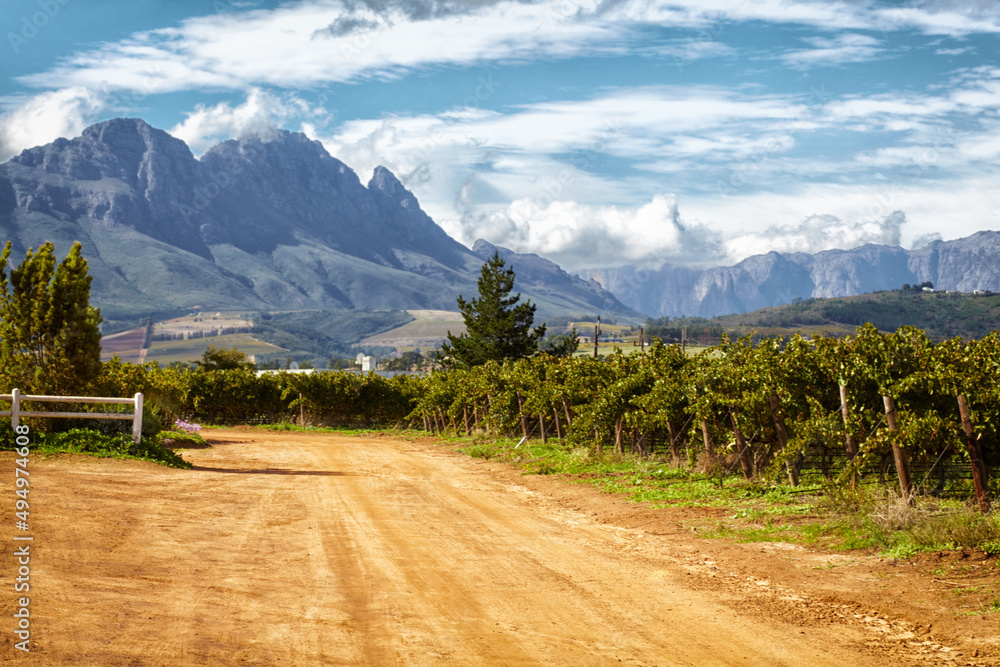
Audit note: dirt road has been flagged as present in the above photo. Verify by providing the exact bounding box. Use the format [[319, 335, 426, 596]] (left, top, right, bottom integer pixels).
[[1, 431, 993, 665]]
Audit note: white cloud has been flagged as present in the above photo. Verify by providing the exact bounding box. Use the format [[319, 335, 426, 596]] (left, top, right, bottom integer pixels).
[[780, 33, 884, 68], [306, 85, 809, 244], [0, 87, 106, 162], [935, 46, 975, 55], [18, 0, 626, 93], [682, 175, 1000, 261], [169, 88, 327, 154], [16, 1, 1000, 97], [723, 211, 904, 261], [457, 192, 724, 271]]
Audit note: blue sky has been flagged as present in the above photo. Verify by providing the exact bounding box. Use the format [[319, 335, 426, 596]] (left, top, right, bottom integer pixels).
[[2, 0, 999, 271]]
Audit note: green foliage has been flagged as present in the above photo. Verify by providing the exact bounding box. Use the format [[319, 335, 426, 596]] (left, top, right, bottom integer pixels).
[[440, 252, 545, 368], [384, 349, 428, 371], [711, 288, 1000, 341], [411, 323, 1000, 509], [194, 345, 255, 371], [540, 329, 581, 357], [0, 424, 190, 468], [0, 241, 103, 397]]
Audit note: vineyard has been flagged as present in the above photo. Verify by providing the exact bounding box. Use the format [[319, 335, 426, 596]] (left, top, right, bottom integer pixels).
[[83, 323, 1000, 505]]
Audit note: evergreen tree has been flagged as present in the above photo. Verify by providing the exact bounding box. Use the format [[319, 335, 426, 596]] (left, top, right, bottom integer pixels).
[[440, 252, 545, 368], [0, 241, 103, 395]]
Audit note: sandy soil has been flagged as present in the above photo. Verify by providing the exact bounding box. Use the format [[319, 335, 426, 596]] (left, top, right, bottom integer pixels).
[[1, 430, 997, 666]]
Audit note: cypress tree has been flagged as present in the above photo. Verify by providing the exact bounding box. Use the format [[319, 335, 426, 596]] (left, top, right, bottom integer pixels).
[[0, 241, 103, 395]]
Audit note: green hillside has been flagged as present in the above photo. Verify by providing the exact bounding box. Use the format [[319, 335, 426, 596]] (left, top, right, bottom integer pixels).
[[249, 309, 414, 361], [647, 288, 1000, 342]]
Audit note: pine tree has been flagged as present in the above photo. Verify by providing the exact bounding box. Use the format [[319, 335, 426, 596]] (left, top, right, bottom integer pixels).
[[440, 252, 545, 368], [0, 241, 103, 395]]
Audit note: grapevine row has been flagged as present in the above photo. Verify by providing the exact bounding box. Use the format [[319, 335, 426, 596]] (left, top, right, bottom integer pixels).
[[87, 323, 1000, 503]]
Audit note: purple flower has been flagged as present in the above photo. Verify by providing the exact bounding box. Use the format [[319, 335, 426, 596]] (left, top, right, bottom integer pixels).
[[174, 419, 202, 433]]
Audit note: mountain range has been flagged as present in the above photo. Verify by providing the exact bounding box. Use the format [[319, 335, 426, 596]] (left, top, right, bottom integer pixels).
[[0, 118, 634, 323], [4, 118, 1000, 327], [585, 230, 1000, 318]]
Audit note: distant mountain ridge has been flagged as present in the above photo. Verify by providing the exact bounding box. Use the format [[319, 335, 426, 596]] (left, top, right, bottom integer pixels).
[[0, 118, 636, 322], [585, 231, 1000, 318]]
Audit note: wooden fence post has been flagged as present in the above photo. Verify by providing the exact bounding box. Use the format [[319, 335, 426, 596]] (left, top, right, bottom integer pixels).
[[957, 395, 990, 513], [552, 408, 564, 442], [729, 407, 753, 479], [768, 394, 798, 487], [666, 421, 681, 460], [882, 395, 914, 505], [11, 388, 20, 431], [839, 385, 858, 460], [516, 391, 529, 440], [701, 420, 714, 457], [132, 393, 144, 444]]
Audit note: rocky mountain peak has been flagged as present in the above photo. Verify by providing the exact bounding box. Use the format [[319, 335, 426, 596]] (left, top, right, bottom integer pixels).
[[0, 118, 638, 320], [368, 166, 407, 197]]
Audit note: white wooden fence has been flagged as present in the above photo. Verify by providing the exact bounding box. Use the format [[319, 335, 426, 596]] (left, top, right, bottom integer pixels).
[[1, 389, 144, 444]]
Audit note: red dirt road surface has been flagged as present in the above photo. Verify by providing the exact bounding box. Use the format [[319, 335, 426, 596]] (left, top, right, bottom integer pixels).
[[2, 430, 996, 665]]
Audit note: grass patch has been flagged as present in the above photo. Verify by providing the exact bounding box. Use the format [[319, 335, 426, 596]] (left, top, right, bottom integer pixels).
[[452, 435, 816, 510], [816, 487, 1000, 557], [444, 433, 1000, 560], [159, 429, 212, 449], [0, 426, 191, 469]]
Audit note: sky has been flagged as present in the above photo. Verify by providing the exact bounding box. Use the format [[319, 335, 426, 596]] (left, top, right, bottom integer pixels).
[[1, 0, 999, 272]]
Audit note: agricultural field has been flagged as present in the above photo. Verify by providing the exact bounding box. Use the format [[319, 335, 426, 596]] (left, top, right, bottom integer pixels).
[[151, 312, 255, 338], [100, 312, 262, 363], [360, 309, 466, 350], [142, 333, 286, 365], [99, 328, 148, 363]]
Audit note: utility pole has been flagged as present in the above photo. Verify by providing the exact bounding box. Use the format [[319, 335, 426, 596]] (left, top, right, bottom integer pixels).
[[594, 315, 601, 358]]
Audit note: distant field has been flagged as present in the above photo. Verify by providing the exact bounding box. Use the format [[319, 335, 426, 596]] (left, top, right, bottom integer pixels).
[[153, 312, 254, 337], [101, 312, 268, 364], [100, 328, 147, 362], [142, 333, 286, 365], [572, 342, 709, 358], [571, 320, 633, 336], [363, 313, 643, 352], [361, 310, 466, 349]]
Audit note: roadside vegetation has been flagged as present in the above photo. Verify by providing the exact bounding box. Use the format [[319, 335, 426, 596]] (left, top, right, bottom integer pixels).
[[446, 433, 1000, 559]]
